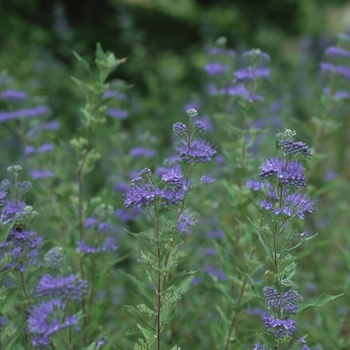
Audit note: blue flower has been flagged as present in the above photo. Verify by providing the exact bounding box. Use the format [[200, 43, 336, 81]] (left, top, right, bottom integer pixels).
[[36, 274, 89, 302], [263, 313, 296, 339], [176, 139, 216, 164], [259, 157, 306, 188], [124, 167, 186, 209], [204, 62, 230, 76], [28, 300, 78, 348], [0, 106, 50, 122], [0, 89, 27, 101]]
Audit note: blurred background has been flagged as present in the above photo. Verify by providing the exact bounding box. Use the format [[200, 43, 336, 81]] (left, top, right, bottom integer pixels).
[[1, 0, 350, 161]]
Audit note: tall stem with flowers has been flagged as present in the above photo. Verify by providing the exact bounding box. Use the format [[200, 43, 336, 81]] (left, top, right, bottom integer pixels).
[[123, 108, 216, 350]]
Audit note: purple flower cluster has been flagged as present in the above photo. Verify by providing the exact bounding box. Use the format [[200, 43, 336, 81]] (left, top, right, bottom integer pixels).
[[77, 237, 118, 254], [124, 167, 186, 209], [279, 139, 312, 159], [28, 300, 78, 348], [260, 192, 314, 220], [259, 157, 306, 188], [252, 342, 266, 350], [24, 121, 58, 179], [204, 48, 270, 103], [0, 106, 50, 123], [173, 112, 216, 164], [106, 108, 129, 119], [263, 313, 296, 339], [1, 200, 26, 224], [173, 122, 188, 137], [30, 170, 54, 179], [264, 287, 299, 317], [37, 274, 89, 302], [252, 132, 315, 220], [0, 228, 42, 271], [234, 66, 270, 83], [0, 89, 27, 102], [246, 179, 269, 191], [26, 121, 59, 138], [204, 62, 230, 76], [325, 46, 350, 59], [25, 143, 54, 156], [176, 139, 216, 164], [130, 147, 157, 158], [320, 43, 350, 98], [320, 62, 350, 80], [178, 211, 198, 232]]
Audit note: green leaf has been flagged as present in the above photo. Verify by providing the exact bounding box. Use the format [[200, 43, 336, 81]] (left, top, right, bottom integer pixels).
[[72, 50, 91, 73], [0, 289, 18, 313], [298, 293, 344, 314], [163, 270, 199, 291], [162, 305, 176, 325], [137, 323, 154, 340], [123, 306, 153, 330], [280, 233, 318, 259], [118, 270, 153, 303], [155, 207, 169, 219], [237, 269, 264, 300], [4, 323, 27, 348], [247, 217, 273, 263], [71, 76, 89, 101], [215, 305, 230, 325], [312, 180, 339, 197], [50, 137, 77, 164], [0, 223, 12, 242], [231, 301, 248, 313]]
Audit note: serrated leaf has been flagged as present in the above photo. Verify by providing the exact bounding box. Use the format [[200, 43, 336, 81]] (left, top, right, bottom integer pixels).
[[298, 293, 344, 313]]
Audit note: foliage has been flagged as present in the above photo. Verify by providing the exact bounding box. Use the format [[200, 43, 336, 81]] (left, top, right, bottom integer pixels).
[[0, 5, 349, 349]]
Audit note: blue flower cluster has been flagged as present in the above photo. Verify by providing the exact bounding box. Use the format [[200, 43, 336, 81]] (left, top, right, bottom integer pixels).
[[204, 48, 270, 102], [262, 287, 299, 339], [248, 130, 315, 221], [28, 300, 78, 348], [124, 166, 186, 210], [36, 274, 89, 302]]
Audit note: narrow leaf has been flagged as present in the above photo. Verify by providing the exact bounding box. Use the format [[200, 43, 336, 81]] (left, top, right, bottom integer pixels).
[[72, 51, 91, 72], [298, 293, 344, 313], [163, 270, 199, 291]]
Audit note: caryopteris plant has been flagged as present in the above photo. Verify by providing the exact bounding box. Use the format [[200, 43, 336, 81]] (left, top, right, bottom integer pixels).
[[247, 129, 343, 350], [0, 34, 348, 350], [122, 108, 216, 350]]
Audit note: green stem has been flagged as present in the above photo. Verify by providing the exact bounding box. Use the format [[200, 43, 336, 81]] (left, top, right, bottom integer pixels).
[[224, 248, 255, 350], [155, 218, 161, 350], [77, 147, 89, 344]]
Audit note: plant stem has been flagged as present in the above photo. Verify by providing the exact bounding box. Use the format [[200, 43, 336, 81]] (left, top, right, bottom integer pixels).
[[224, 248, 255, 350], [155, 217, 161, 350], [77, 146, 89, 344]]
